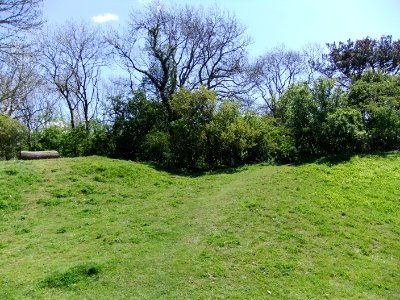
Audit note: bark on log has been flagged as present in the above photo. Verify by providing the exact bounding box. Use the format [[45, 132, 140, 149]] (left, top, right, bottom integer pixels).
[[20, 150, 60, 160]]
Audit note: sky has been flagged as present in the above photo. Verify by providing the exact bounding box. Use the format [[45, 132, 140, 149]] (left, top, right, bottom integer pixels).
[[43, 0, 400, 57]]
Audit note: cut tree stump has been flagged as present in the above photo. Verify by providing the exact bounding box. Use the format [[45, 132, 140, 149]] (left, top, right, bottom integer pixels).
[[20, 150, 60, 160]]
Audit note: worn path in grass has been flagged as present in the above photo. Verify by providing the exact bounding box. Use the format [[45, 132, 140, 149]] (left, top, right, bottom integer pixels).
[[0, 155, 399, 299]]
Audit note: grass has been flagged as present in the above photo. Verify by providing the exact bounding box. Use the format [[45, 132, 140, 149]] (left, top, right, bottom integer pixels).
[[0, 154, 399, 299]]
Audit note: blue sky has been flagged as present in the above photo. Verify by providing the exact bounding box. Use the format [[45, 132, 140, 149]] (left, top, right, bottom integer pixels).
[[43, 0, 399, 57]]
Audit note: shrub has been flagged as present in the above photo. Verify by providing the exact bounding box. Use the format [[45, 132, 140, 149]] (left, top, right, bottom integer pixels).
[[205, 102, 259, 168], [109, 92, 166, 160], [365, 105, 400, 151], [0, 114, 27, 159], [83, 121, 114, 157], [169, 87, 216, 169], [139, 130, 171, 164], [281, 84, 319, 159], [246, 115, 291, 163], [323, 107, 365, 154], [348, 71, 400, 152], [32, 126, 64, 152], [59, 125, 88, 157]]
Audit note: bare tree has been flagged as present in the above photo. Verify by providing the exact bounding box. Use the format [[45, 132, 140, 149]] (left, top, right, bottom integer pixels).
[[0, 52, 40, 116], [0, 0, 44, 54], [39, 21, 106, 130], [0, 49, 56, 149], [251, 45, 305, 116], [14, 91, 56, 149], [0, 0, 45, 129], [107, 2, 251, 121], [302, 43, 327, 83]]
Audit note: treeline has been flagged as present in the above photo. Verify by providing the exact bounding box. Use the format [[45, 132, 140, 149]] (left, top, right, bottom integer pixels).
[[1, 1, 399, 170]]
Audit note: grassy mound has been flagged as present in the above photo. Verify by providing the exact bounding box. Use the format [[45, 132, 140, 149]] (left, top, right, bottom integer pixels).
[[0, 155, 399, 299]]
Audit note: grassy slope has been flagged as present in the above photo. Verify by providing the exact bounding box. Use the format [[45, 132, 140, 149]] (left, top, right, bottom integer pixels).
[[0, 155, 399, 299]]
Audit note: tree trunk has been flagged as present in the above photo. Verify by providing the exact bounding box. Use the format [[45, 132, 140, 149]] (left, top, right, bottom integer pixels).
[[20, 150, 60, 160]]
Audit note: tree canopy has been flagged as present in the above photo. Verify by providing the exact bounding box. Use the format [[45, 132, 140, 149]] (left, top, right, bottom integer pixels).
[[0, 0, 44, 53], [107, 2, 251, 122], [326, 35, 400, 82]]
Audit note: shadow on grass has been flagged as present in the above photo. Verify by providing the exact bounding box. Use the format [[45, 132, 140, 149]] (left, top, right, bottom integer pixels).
[[39, 263, 101, 289], [125, 150, 399, 176], [143, 161, 247, 178], [295, 151, 399, 167], [313, 154, 352, 166]]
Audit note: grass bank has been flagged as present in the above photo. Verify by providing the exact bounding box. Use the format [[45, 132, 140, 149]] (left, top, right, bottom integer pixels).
[[0, 154, 399, 299]]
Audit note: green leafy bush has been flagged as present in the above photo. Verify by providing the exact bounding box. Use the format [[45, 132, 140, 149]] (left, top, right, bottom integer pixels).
[[83, 121, 114, 157], [109, 92, 166, 160], [32, 126, 64, 152], [0, 114, 27, 159], [169, 87, 216, 169], [281, 83, 319, 159], [365, 105, 400, 151], [205, 102, 258, 168], [323, 107, 365, 154], [140, 130, 171, 164], [245, 115, 291, 163], [60, 125, 89, 157], [349, 71, 400, 151]]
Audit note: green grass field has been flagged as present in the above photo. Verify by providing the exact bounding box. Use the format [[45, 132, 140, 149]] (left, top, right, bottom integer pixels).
[[0, 154, 399, 299]]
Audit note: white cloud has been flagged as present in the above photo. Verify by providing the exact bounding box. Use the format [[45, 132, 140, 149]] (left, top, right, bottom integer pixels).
[[92, 13, 119, 24]]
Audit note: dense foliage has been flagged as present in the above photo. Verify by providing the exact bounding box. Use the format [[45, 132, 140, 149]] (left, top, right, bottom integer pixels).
[[0, 114, 26, 159], [97, 72, 399, 169], [325, 35, 400, 81], [17, 69, 400, 170], [0, 1, 398, 170], [106, 88, 285, 169]]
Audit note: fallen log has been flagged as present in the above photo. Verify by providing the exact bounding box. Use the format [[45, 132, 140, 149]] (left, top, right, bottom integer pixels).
[[20, 150, 60, 160]]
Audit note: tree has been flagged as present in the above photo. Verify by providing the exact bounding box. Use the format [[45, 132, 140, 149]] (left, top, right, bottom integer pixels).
[[301, 43, 328, 83], [0, 0, 44, 54], [280, 78, 347, 158], [0, 114, 26, 159], [348, 71, 400, 151], [251, 45, 308, 116], [109, 91, 166, 160], [107, 2, 251, 122], [39, 21, 106, 130], [281, 84, 317, 157], [169, 87, 216, 168], [325, 35, 400, 83], [0, 1, 45, 138], [0, 49, 57, 150], [14, 91, 56, 150], [323, 107, 365, 154], [0, 52, 41, 116]]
